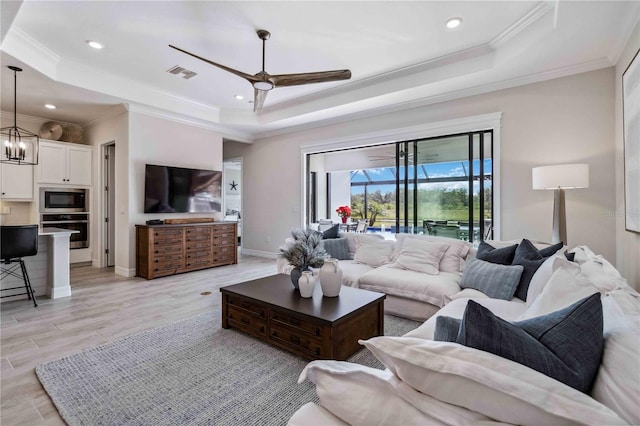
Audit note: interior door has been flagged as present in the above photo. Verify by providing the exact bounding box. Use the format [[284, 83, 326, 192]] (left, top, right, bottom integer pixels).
[[104, 144, 116, 266]]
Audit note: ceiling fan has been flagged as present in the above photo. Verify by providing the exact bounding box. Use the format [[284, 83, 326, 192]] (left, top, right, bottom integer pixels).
[[169, 30, 352, 112]]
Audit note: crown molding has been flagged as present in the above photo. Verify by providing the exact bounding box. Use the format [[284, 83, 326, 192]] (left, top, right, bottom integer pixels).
[[2, 27, 60, 78], [82, 104, 129, 128], [0, 110, 81, 128], [255, 57, 611, 141], [490, 1, 553, 48], [607, 12, 640, 65], [127, 103, 255, 143]]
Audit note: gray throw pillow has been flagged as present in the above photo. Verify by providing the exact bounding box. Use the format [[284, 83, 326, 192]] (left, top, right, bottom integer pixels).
[[434, 316, 461, 342], [512, 239, 563, 301], [476, 241, 518, 265], [461, 257, 523, 300], [321, 237, 350, 260], [322, 224, 340, 239], [456, 294, 603, 394]]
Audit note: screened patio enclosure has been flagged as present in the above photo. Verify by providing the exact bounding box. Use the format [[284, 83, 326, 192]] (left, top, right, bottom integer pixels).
[[307, 130, 493, 243]]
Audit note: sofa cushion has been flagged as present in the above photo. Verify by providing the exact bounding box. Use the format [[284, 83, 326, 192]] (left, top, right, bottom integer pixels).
[[390, 238, 449, 275], [360, 336, 625, 426], [353, 238, 394, 267], [476, 241, 518, 265], [395, 234, 471, 274], [455, 295, 603, 393], [445, 288, 490, 303], [460, 257, 523, 300], [335, 260, 374, 288], [298, 360, 495, 425], [358, 265, 462, 307], [321, 238, 350, 260], [591, 289, 640, 424], [512, 238, 562, 301]]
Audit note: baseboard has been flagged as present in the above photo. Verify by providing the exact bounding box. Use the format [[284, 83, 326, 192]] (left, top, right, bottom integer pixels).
[[115, 266, 136, 277], [241, 249, 278, 259]]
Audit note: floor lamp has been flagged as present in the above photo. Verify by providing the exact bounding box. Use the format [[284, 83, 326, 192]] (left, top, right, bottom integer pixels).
[[532, 164, 589, 245]]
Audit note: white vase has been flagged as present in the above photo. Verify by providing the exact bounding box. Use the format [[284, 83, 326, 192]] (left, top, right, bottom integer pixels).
[[298, 271, 315, 298], [320, 258, 343, 297]]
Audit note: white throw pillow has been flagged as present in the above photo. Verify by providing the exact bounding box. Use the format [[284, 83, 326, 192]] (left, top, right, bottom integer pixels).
[[591, 290, 640, 425], [390, 238, 449, 275], [445, 288, 490, 303], [526, 252, 569, 308], [518, 259, 596, 320], [353, 238, 394, 267], [520, 255, 626, 321], [298, 360, 495, 425], [360, 336, 626, 426], [395, 234, 470, 274]]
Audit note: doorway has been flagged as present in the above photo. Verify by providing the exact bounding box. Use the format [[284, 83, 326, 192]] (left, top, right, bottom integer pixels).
[[103, 143, 116, 266], [223, 158, 242, 246]]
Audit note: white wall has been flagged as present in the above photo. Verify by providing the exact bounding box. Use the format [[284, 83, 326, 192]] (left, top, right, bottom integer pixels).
[[329, 171, 351, 222], [615, 22, 640, 290], [239, 68, 616, 266], [84, 108, 129, 274], [127, 112, 224, 272], [85, 109, 224, 276]]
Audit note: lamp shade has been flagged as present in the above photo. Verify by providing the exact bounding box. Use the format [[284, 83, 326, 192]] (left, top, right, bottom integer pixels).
[[532, 164, 589, 190]]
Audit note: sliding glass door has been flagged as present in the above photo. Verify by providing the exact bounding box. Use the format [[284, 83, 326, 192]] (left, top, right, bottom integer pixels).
[[397, 131, 493, 242], [306, 129, 493, 242]]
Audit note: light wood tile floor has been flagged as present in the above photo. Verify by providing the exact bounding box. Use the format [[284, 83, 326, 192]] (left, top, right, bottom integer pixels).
[[1, 254, 277, 425]]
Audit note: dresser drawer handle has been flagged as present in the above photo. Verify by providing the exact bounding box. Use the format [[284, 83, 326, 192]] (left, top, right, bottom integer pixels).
[[241, 302, 250, 309], [228, 313, 234, 319], [315, 348, 320, 355], [271, 331, 277, 338], [289, 317, 300, 326], [315, 328, 320, 336], [290, 335, 300, 344]]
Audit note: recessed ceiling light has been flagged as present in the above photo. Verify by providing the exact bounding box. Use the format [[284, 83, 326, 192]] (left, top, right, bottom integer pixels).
[[44, 104, 56, 109], [446, 17, 462, 29], [234, 95, 244, 100], [86, 40, 104, 49]]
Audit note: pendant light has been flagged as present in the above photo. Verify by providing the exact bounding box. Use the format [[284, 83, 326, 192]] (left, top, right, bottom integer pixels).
[[1, 66, 39, 165]]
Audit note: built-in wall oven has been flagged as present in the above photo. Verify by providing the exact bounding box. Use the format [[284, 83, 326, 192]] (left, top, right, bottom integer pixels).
[[40, 188, 90, 249], [40, 213, 89, 249]]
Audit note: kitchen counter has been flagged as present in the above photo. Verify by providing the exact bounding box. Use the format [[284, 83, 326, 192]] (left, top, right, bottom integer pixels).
[[1, 227, 79, 303]]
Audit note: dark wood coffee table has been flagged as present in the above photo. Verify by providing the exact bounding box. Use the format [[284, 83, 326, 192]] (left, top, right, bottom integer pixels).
[[220, 274, 385, 360]]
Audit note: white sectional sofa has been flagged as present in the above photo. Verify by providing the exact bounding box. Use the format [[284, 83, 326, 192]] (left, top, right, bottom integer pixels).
[[288, 246, 640, 426], [278, 232, 474, 321]]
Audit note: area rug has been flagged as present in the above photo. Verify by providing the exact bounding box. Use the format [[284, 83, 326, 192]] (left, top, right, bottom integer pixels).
[[36, 309, 420, 426]]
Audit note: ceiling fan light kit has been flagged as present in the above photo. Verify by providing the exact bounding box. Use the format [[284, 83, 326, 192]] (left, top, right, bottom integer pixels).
[[1, 66, 39, 165], [169, 29, 351, 112]]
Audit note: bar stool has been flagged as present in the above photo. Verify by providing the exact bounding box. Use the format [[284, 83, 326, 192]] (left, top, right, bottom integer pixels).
[[1, 225, 38, 307]]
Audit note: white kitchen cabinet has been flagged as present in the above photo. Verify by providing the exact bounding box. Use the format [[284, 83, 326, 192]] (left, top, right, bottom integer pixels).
[[38, 140, 92, 186], [0, 162, 34, 200]]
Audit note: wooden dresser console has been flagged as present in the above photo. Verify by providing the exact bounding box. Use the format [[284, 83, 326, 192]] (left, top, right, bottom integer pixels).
[[136, 222, 237, 279]]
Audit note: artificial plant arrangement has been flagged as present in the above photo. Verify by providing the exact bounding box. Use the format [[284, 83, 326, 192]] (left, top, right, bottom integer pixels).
[[278, 228, 328, 288]]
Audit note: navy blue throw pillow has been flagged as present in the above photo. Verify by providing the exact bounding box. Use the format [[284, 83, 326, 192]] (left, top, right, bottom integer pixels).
[[512, 239, 562, 301], [457, 294, 603, 394], [476, 241, 518, 265], [322, 224, 340, 239]]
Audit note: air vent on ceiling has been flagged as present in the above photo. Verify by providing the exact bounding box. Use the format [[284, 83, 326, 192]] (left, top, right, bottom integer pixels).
[[167, 65, 197, 79]]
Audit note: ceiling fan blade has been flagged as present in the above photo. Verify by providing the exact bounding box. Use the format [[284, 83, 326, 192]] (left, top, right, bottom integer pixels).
[[253, 88, 268, 112], [270, 69, 351, 87], [169, 44, 257, 83]]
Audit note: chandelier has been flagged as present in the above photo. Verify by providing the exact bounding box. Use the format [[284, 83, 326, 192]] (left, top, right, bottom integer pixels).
[[1, 66, 39, 165]]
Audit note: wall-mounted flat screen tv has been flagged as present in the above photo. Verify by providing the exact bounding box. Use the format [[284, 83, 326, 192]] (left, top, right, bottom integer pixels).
[[144, 164, 222, 213]]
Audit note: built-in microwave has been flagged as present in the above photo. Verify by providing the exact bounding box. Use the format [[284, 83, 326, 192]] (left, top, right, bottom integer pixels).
[[40, 188, 88, 212]]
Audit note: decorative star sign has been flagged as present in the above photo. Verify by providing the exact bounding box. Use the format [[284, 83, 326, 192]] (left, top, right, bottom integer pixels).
[[229, 180, 238, 191]]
